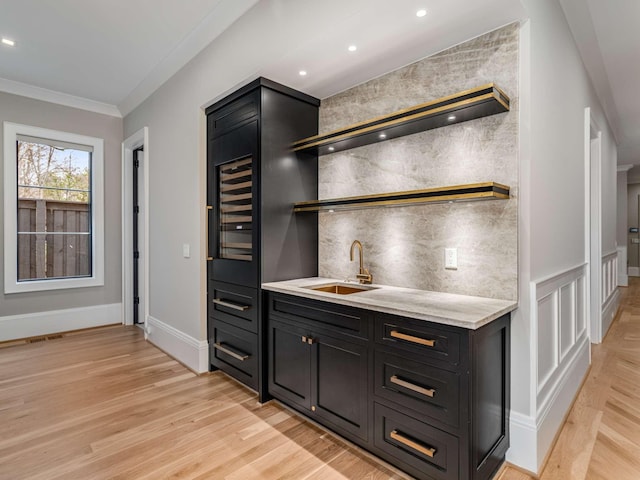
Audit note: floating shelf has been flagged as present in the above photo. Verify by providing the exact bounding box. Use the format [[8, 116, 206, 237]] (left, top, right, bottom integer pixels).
[[291, 83, 510, 156], [293, 182, 510, 212]]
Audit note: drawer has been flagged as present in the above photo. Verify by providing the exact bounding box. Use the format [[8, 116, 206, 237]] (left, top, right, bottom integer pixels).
[[375, 314, 461, 368], [210, 319, 258, 390], [374, 351, 460, 429], [209, 281, 258, 333], [269, 293, 370, 340], [374, 403, 459, 480]]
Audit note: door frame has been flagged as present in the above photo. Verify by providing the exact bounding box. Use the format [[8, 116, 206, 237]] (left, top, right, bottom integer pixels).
[[585, 108, 603, 344], [122, 127, 150, 328]]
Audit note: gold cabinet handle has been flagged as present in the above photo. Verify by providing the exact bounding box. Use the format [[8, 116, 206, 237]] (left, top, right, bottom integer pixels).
[[206, 205, 213, 261], [390, 430, 436, 458], [390, 375, 435, 398], [307, 337, 315, 345], [213, 342, 249, 361], [213, 298, 250, 311], [390, 330, 435, 347]]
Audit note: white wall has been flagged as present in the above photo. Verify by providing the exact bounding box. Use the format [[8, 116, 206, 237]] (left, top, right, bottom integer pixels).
[[0, 91, 123, 339], [512, 0, 618, 472]]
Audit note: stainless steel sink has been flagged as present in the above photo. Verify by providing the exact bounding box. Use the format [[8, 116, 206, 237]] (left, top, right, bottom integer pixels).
[[306, 283, 377, 295]]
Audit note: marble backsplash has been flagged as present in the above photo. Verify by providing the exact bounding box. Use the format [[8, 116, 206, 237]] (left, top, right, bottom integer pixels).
[[317, 23, 519, 301]]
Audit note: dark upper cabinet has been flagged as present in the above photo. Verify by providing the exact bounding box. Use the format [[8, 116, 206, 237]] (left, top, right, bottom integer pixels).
[[206, 78, 319, 399]]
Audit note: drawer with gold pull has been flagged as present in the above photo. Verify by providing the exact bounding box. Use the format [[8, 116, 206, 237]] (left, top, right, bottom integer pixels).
[[374, 402, 459, 480], [375, 313, 461, 368], [374, 351, 460, 428], [209, 281, 258, 333]]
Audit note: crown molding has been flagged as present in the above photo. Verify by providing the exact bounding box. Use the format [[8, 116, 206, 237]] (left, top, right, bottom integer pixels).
[[0, 77, 122, 117]]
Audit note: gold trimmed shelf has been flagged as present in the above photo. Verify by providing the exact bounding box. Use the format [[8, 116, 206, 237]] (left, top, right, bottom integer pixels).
[[293, 182, 510, 212], [292, 83, 510, 156]]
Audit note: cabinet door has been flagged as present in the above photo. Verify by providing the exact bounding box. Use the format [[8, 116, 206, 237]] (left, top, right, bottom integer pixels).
[[311, 333, 369, 441], [268, 319, 311, 410]]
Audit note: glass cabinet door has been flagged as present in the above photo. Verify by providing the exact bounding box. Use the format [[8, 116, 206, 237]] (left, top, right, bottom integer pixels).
[[218, 156, 253, 261]]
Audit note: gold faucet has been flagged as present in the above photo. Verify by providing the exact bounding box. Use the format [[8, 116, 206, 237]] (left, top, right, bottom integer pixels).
[[350, 240, 373, 284]]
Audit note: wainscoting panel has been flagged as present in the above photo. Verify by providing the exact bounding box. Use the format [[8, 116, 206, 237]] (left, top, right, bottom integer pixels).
[[531, 263, 590, 471], [601, 251, 620, 341]]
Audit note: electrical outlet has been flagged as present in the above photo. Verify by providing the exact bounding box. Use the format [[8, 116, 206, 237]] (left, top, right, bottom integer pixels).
[[445, 248, 458, 270]]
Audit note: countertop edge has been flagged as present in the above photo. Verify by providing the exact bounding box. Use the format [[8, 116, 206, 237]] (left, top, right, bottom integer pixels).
[[262, 279, 518, 330]]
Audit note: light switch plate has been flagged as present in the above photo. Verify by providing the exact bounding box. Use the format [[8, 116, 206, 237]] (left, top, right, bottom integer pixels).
[[183, 243, 190, 258], [445, 248, 457, 269]]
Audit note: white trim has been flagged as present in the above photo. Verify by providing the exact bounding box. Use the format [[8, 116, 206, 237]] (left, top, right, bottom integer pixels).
[[535, 334, 589, 471], [507, 411, 538, 473], [617, 246, 628, 286], [0, 77, 121, 117], [527, 263, 591, 473], [601, 287, 620, 341], [0, 303, 122, 342], [3, 122, 105, 293], [629, 266, 640, 277], [617, 164, 634, 172], [146, 316, 209, 373], [122, 128, 149, 326]]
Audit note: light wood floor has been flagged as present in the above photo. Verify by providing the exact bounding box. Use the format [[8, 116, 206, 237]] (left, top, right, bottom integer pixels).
[[2, 278, 639, 480], [0, 326, 409, 479], [498, 277, 640, 480]]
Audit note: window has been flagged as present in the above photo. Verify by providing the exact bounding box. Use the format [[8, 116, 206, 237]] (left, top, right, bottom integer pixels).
[[4, 123, 104, 293]]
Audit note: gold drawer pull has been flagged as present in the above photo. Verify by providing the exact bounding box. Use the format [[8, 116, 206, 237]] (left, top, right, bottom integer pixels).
[[213, 342, 249, 361], [390, 430, 436, 458], [390, 375, 435, 398], [206, 206, 213, 261], [390, 330, 435, 347], [213, 298, 250, 311]]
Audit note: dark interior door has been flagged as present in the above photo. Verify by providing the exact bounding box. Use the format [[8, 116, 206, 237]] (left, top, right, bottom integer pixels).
[[133, 147, 142, 324]]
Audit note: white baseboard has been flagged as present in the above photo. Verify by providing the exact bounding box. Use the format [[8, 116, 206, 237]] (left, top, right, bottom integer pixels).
[[629, 266, 640, 277], [0, 303, 122, 342], [146, 316, 209, 373], [507, 411, 538, 472], [601, 287, 621, 340]]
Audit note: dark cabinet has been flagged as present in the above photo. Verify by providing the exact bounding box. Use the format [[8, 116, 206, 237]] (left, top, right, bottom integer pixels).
[[266, 291, 510, 480], [206, 79, 320, 399], [268, 312, 369, 442]]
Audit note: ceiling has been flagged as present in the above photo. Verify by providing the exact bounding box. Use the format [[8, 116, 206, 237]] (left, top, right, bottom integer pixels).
[[0, 0, 637, 167]]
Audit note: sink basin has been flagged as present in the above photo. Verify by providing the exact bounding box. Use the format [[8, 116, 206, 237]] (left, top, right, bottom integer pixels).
[[306, 283, 377, 295]]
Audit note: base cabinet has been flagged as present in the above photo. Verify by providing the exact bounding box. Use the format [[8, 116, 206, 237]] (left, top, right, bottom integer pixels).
[[268, 316, 369, 442], [267, 291, 510, 480]]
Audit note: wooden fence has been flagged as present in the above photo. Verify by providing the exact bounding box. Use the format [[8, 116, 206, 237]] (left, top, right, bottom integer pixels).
[[18, 199, 90, 280]]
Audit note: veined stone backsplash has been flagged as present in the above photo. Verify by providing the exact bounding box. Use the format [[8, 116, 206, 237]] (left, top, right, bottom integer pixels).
[[318, 23, 519, 301]]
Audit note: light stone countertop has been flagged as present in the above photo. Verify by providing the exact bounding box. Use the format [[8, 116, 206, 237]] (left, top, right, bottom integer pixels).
[[262, 277, 518, 330]]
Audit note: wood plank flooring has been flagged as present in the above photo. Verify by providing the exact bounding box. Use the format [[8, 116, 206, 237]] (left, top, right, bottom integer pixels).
[[499, 277, 640, 480], [2, 277, 640, 479], [0, 326, 409, 479]]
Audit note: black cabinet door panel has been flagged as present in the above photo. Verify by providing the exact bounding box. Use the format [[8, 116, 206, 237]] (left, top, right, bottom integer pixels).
[[311, 333, 369, 441], [268, 319, 311, 410]]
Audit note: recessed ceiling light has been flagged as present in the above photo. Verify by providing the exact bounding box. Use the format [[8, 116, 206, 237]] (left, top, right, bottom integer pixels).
[[448, 115, 456, 121], [2, 38, 15, 47], [299, 70, 307, 76], [379, 133, 387, 139], [348, 45, 357, 52], [416, 9, 427, 17], [328, 146, 335, 152]]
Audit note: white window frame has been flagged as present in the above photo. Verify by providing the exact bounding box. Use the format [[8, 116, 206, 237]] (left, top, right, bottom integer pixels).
[[3, 122, 104, 293]]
